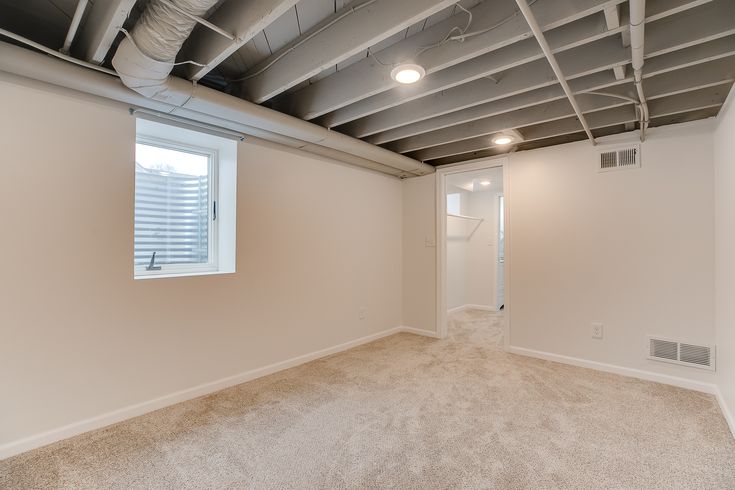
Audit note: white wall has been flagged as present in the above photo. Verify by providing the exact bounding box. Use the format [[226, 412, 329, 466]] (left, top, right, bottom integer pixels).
[[714, 89, 735, 432], [465, 190, 500, 309], [0, 78, 403, 450], [509, 123, 716, 384], [446, 185, 469, 310], [402, 121, 718, 386], [402, 174, 436, 332]]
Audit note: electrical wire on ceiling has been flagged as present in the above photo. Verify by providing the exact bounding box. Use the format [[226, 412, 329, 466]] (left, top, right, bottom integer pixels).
[[336, 0, 542, 77], [228, 0, 379, 83], [414, 0, 541, 59]]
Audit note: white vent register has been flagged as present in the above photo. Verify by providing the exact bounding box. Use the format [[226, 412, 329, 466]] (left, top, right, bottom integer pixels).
[[648, 337, 715, 370], [598, 144, 641, 172]]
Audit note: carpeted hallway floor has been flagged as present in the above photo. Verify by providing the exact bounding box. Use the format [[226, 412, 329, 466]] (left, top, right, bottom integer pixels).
[[2, 309, 734, 489]]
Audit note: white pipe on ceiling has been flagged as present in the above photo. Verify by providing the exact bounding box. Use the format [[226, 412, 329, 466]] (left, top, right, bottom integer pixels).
[[0, 41, 428, 177], [629, 0, 649, 141], [61, 0, 89, 55], [513, 0, 596, 145]]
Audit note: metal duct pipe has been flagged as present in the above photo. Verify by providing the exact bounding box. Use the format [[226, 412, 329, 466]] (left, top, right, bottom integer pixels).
[[629, 0, 649, 140], [0, 41, 430, 177]]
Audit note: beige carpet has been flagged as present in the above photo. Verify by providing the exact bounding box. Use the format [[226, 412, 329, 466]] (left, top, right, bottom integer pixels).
[[3, 309, 734, 489]]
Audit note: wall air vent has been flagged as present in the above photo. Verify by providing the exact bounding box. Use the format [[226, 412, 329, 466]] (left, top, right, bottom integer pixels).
[[648, 337, 715, 370], [598, 144, 641, 172]]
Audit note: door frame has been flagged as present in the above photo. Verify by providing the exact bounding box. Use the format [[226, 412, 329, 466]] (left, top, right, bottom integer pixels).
[[435, 157, 511, 350]]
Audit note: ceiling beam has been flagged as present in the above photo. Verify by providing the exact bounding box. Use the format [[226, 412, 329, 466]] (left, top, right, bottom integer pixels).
[[180, 0, 300, 82], [74, 0, 136, 63], [238, 0, 458, 103], [288, 0, 626, 121], [367, 35, 735, 145], [603, 4, 627, 79], [404, 61, 733, 159], [417, 84, 729, 162], [319, 12, 627, 128], [341, 1, 735, 139], [322, 0, 710, 129]]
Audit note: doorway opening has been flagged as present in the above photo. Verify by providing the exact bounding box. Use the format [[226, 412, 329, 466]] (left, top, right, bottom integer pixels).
[[436, 160, 509, 348]]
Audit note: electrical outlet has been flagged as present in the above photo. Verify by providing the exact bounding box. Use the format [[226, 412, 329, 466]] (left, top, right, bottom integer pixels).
[[358, 307, 367, 320], [591, 322, 603, 339]]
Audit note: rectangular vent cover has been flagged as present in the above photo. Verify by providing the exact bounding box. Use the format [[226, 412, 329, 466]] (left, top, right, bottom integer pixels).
[[648, 337, 715, 370], [598, 145, 641, 172]]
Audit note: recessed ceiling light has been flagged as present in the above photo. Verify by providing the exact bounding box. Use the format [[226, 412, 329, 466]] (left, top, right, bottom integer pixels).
[[480, 180, 491, 186], [390, 64, 425, 84], [492, 135, 514, 145]]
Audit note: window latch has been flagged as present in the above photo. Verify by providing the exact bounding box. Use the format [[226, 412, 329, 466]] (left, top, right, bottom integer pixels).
[[213, 201, 217, 221], [146, 251, 162, 271]]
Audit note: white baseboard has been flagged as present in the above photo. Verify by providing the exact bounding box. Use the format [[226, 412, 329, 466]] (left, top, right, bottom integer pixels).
[[1, 326, 412, 461], [401, 326, 441, 338], [715, 386, 735, 438], [508, 346, 718, 394], [447, 304, 498, 314]]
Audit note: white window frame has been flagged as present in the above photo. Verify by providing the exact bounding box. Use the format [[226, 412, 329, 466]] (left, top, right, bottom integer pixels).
[[134, 118, 237, 280]]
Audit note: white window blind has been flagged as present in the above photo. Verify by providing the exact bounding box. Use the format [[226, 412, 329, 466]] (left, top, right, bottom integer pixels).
[[134, 141, 214, 270]]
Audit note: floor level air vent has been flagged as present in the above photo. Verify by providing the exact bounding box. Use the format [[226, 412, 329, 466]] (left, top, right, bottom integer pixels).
[[648, 337, 715, 370], [598, 144, 641, 172]]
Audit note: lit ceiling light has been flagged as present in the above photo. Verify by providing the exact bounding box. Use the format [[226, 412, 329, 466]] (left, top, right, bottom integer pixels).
[[390, 64, 425, 84], [492, 134, 514, 145], [480, 180, 491, 186]]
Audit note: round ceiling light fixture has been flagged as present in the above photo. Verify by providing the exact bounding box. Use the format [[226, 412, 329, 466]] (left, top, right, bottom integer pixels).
[[390, 63, 426, 84], [492, 134, 514, 145], [480, 180, 491, 186]]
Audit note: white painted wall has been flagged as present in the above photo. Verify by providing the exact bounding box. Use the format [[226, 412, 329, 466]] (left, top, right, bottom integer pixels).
[[403, 121, 717, 386], [465, 190, 501, 309], [446, 185, 469, 310], [714, 89, 735, 433], [402, 174, 436, 332], [509, 122, 716, 384], [0, 78, 403, 450]]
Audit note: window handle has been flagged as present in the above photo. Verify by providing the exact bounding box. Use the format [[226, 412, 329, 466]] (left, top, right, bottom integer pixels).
[[213, 201, 217, 221], [146, 251, 162, 271]]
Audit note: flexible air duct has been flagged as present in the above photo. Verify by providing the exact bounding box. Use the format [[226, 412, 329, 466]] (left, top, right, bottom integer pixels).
[[104, 0, 433, 176]]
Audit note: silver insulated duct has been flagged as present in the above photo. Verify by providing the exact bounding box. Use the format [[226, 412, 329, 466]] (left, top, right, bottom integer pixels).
[[112, 0, 218, 101], [101, 0, 434, 177]]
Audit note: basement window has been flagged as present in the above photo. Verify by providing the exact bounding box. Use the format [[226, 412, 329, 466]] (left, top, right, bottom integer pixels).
[[134, 119, 237, 279]]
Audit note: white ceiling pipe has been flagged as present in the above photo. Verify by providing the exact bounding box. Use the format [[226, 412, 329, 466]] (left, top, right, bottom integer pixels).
[[630, 0, 650, 140], [514, 0, 596, 145], [61, 0, 89, 55], [106, 0, 432, 176], [0, 41, 421, 177]]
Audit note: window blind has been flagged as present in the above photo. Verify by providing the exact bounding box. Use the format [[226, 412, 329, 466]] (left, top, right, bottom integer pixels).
[[134, 163, 209, 266]]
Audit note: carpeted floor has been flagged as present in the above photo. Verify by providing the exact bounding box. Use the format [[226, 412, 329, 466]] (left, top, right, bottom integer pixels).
[[2, 309, 734, 489]]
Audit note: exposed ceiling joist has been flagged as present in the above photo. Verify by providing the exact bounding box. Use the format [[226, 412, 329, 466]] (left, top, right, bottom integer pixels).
[[603, 4, 627, 80], [369, 35, 735, 146], [238, 0, 458, 103], [418, 83, 730, 162], [74, 0, 136, 63], [289, 0, 626, 121], [372, 36, 735, 147], [320, 0, 705, 129], [180, 0, 300, 82], [406, 62, 733, 160], [340, 1, 734, 140]]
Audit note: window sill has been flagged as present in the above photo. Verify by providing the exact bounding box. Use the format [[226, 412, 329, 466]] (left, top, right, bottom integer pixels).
[[134, 270, 235, 281]]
